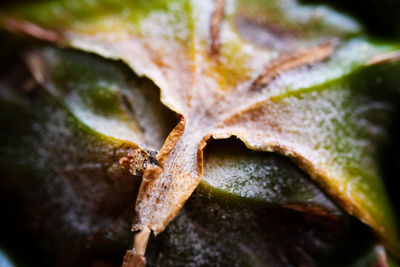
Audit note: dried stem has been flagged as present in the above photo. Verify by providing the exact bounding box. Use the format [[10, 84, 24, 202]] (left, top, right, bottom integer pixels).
[[123, 227, 151, 267]]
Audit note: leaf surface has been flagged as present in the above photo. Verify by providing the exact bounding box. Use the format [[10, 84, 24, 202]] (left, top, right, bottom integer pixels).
[[1, 0, 400, 263], [1, 45, 382, 266]]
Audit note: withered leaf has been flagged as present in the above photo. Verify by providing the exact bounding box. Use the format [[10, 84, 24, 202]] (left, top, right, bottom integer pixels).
[[0, 45, 179, 265], [1, 0, 400, 265], [1, 45, 377, 266]]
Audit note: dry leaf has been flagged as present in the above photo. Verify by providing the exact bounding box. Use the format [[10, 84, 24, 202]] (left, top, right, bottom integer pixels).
[[1, 0, 400, 265]]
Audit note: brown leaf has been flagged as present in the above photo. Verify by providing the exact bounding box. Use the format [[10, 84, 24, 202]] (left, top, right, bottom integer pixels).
[[2, 0, 400, 264]]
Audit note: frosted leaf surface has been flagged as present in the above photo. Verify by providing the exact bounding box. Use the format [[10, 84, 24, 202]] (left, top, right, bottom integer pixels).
[[0, 62, 138, 264], [203, 139, 340, 217], [25, 47, 176, 150], [2, 0, 400, 263]]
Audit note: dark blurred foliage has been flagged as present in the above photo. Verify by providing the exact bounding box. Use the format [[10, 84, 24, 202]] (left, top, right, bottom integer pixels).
[[302, 0, 400, 38]]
